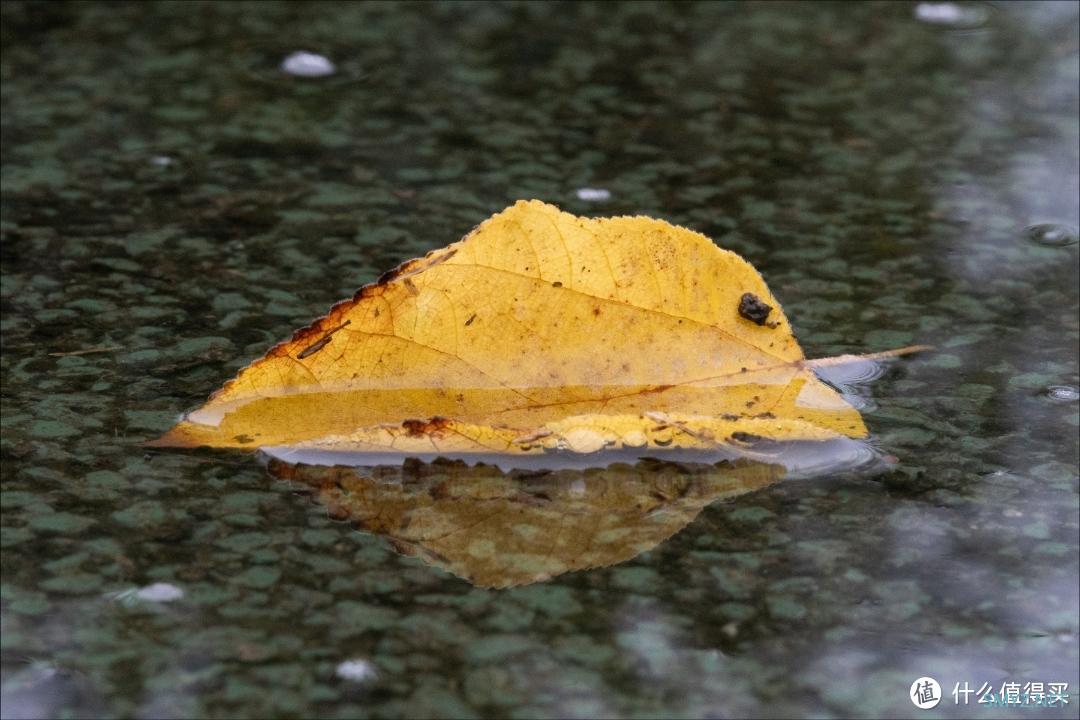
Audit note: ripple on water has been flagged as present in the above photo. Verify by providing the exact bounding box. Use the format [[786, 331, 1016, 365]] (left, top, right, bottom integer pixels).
[[811, 356, 887, 412], [1044, 385, 1080, 403], [732, 437, 886, 478], [1025, 223, 1079, 248]]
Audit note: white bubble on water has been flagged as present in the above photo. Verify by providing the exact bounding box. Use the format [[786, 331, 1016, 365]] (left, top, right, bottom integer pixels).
[[576, 187, 612, 201], [913, 2, 988, 27], [336, 658, 378, 682], [915, 3, 965, 23], [135, 582, 184, 602], [281, 51, 336, 78]]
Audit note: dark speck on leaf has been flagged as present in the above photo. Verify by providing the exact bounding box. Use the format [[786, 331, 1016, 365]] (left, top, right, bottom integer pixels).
[[296, 336, 331, 359], [738, 292, 772, 326]]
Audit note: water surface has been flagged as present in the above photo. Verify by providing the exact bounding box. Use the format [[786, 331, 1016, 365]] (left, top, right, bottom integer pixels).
[[2, 2, 1078, 717]]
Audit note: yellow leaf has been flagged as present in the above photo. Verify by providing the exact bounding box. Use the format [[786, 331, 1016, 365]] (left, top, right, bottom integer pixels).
[[269, 456, 784, 588], [151, 199, 904, 456]]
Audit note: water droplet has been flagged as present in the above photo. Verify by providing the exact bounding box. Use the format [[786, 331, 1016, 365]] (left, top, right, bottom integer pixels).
[[280, 51, 336, 78], [135, 582, 184, 602], [576, 187, 611, 202], [913, 2, 990, 29], [559, 427, 610, 453], [336, 658, 377, 682], [1045, 385, 1079, 402], [1024, 223, 1078, 247]]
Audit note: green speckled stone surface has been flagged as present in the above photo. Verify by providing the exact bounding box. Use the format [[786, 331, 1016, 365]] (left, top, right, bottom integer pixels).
[[1, 1, 1078, 717]]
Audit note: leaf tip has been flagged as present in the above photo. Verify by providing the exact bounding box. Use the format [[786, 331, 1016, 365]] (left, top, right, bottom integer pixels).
[[139, 420, 233, 449], [140, 427, 195, 449]]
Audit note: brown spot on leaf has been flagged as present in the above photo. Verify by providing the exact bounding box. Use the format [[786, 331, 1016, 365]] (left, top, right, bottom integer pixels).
[[401, 416, 451, 436]]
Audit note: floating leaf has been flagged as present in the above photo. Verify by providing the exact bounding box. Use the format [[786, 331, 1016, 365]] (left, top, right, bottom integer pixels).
[[151, 200, 921, 458], [269, 456, 784, 588]]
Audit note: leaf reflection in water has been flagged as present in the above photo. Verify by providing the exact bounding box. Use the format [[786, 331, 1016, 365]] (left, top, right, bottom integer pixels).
[[267, 455, 785, 588]]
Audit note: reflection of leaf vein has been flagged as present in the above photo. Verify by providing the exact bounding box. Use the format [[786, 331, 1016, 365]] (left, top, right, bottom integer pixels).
[[419, 506, 509, 544]]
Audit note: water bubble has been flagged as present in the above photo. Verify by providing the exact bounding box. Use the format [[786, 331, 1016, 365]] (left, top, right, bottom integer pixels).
[[280, 51, 336, 78], [913, 2, 990, 29], [135, 582, 184, 602], [576, 187, 612, 202], [559, 427, 612, 453], [1045, 385, 1080, 402], [106, 582, 183, 606], [336, 658, 377, 682], [1024, 223, 1078, 247]]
